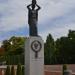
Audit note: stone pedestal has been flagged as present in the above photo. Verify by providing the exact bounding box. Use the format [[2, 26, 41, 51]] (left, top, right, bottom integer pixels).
[[25, 36, 44, 75]]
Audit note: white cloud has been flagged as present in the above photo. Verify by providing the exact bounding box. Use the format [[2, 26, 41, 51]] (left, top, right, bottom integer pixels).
[[39, 22, 75, 41], [0, 0, 75, 31], [38, 0, 75, 22], [0, 0, 28, 31], [0, 0, 75, 41]]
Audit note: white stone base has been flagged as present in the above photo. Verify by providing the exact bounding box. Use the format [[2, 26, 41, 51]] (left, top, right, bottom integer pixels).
[[25, 36, 44, 75]]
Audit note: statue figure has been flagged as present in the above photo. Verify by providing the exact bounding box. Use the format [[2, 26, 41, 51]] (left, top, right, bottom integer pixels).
[[27, 0, 41, 36]]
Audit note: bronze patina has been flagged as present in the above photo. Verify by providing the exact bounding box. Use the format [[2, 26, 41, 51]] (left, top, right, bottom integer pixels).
[[27, 0, 41, 36]]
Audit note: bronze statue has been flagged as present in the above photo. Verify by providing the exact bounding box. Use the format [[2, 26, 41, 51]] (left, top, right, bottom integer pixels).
[[27, 0, 41, 36]]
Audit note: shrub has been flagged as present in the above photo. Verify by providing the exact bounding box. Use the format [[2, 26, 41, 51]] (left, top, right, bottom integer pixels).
[[5, 65, 11, 75], [63, 64, 67, 70], [16, 64, 22, 75], [22, 66, 25, 75], [62, 64, 67, 75], [11, 65, 15, 75]]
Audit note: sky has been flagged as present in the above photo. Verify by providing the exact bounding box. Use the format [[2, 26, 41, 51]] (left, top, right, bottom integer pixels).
[[0, 0, 75, 46]]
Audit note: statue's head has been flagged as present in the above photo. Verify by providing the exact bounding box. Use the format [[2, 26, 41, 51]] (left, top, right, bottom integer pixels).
[[32, 0, 36, 10]]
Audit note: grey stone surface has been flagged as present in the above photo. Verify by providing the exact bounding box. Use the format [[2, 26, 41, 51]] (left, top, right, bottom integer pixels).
[[25, 36, 44, 75]]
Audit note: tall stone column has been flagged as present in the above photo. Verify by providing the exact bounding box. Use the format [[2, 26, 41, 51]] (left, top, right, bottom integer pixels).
[[25, 37, 44, 75]]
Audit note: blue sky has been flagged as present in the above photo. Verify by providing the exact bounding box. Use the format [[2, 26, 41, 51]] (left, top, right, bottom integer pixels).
[[0, 0, 75, 46]]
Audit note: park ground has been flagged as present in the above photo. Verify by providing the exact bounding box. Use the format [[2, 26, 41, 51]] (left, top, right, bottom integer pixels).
[[44, 65, 75, 75], [0, 65, 75, 75]]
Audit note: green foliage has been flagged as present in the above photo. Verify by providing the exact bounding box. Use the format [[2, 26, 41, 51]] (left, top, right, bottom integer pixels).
[[5, 65, 11, 75], [63, 64, 67, 70], [1, 40, 11, 52], [2, 36, 26, 55], [22, 66, 25, 75], [44, 30, 75, 64], [1, 36, 25, 65], [11, 65, 15, 75], [1, 30, 75, 65], [6, 54, 24, 65], [9, 36, 25, 54], [54, 30, 75, 64], [68, 30, 75, 38], [16, 64, 22, 75], [44, 34, 55, 64], [62, 64, 67, 75]]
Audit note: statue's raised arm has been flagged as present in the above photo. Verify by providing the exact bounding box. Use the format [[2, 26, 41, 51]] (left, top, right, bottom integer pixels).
[[27, 4, 32, 10], [36, 4, 41, 11]]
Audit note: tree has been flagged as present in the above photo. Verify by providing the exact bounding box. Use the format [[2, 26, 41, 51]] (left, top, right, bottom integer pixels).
[[16, 64, 22, 75], [62, 64, 68, 75], [44, 34, 55, 64], [44, 30, 75, 64], [55, 30, 75, 64], [0, 47, 5, 56], [22, 66, 25, 75], [1, 40, 11, 52], [11, 65, 15, 75], [1, 36, 26, 65], [68, 30, 75, 39], [55, 37, 69, 64], [1, 36, 26, 55], [9, 36, 25, 55], [5, 65, 11, 75]]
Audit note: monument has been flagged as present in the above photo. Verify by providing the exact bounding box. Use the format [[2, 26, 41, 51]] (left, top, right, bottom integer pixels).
[[25, 0, 44, 75], [27, 0, 40, 36]]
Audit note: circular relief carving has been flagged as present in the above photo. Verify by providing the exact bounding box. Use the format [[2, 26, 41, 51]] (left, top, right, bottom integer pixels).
[[31, 40, 42, 52]]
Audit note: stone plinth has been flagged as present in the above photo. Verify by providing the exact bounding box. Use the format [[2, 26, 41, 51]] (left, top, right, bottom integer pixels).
[[25, 36, 44, 75]]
